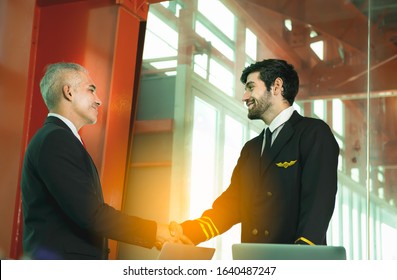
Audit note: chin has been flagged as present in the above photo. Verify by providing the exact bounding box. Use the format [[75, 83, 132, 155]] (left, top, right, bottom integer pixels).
[[247, 112, 260, 120], [87, 117, 97, 125]]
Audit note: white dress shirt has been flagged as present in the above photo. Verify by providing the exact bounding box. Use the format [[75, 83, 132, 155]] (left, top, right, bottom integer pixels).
[[261, 106, 295, 155]]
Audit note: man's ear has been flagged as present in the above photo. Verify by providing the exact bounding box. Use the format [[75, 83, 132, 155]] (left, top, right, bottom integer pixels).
[[62, 84, 73, 101], [273, 77, 284, 95]]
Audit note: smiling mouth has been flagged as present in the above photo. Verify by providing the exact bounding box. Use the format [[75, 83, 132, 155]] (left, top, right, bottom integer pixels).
[[246, 100, 255, 110]]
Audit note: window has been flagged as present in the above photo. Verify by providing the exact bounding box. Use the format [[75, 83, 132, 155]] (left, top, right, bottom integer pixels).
[[194, 20, 234, 61], [313, 99, 325, 120], [208, 59, 234, 95], [332, 99, 344, 137], [133, 0, 397, 261], [189, 97, 218, 219], [143, 12, 178, 60], [245, 28, 257, 61], [197, 0, 235, 41], [310, 40, 324, 60]]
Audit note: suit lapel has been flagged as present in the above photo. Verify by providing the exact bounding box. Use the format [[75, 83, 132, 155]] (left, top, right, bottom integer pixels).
[[261, 111, 302, 175], [253, 129, 265, 175], [47, 116, 104, 202]]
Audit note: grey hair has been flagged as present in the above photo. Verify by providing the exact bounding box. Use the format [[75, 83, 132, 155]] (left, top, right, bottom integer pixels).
[[39, 62, 88, 110]]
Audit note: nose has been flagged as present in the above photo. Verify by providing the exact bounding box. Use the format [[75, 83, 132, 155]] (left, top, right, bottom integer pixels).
[[95, 95, 102, 106], [242, 90, 251, 102]]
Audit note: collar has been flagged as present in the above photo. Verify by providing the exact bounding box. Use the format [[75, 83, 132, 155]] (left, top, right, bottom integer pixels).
[[267, 106, 295, 133]]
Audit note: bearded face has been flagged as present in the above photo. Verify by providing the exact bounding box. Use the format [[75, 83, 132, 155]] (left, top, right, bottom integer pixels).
[[246, 89, 272, 120], [243, 72, 273, 121]]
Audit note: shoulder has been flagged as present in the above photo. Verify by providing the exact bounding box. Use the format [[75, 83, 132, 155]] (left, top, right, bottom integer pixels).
[[29, 122, 75, 147], [28, 121, 83, 159], [295, 115, 339, 151], [293, 113, 332, 133]]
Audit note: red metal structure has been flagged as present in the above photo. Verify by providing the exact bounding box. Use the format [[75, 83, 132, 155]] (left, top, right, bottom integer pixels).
[[1, 0, 162, 260]]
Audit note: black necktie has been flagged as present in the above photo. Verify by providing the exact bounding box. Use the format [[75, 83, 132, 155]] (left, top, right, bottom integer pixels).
[[260, 128, 273, 171], [263, 128, 272, 156]]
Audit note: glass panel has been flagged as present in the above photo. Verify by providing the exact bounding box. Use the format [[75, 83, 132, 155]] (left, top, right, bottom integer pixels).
[[219, 115, 245, 260], [332, 99, 344, 137], [313, 99, 325, 120], [223, 115, 244, 191], [197, 0, 235, 40], [189, 97, 217, 218], [208, 59, 234, 95], [310, 40, 324, 60], [245, 28, 257, 60], [368, 0, 397, 260], [142, 12, 178, 60], [193, 53, 208, 79], [194, 20, 234, 61], [122, 0, 397, 260]]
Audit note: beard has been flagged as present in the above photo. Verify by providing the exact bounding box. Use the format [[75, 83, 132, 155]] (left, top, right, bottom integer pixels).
[[247, 92, 271, 120]]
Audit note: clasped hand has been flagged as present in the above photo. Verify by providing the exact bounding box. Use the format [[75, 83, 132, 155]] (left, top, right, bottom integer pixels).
[[155, 221, 193, 250]]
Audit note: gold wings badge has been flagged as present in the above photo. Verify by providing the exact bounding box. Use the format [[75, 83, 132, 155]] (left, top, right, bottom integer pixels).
[[276, 160, 297, 169]]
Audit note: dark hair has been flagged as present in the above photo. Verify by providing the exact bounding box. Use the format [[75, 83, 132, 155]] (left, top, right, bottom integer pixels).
[[240, 59, 299, 105]]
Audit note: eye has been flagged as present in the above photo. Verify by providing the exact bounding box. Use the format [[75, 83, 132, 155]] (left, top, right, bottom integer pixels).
[[88, 87, 96, 94]]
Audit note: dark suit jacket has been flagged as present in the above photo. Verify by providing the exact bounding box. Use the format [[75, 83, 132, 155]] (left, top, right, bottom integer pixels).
[[182, 111, 340, 245], [21, 116, 156, 259]]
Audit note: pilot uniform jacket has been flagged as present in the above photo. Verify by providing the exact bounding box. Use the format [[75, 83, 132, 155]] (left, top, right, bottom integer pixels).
[[182, 111, 339, 246], [21, 116, 157, 259]]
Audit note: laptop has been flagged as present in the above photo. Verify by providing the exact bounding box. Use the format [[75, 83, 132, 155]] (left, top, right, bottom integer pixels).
[[232, 243, 347, 260], [157, 243, 215, 260]]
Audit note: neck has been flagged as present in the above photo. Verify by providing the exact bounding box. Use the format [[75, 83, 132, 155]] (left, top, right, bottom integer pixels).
[[50, 108, 83, 131], [262, 103, 290, 125]]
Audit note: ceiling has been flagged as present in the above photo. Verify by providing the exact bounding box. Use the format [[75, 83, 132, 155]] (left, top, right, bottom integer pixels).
[[233, 0, 397, 97], [233, 0, 397, 170]]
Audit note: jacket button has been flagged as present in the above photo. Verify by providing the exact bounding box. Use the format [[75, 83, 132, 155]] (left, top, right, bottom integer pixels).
[[264, 230, 269, 236], [267, 192, 272, 197], [252, 228, 258, 235]]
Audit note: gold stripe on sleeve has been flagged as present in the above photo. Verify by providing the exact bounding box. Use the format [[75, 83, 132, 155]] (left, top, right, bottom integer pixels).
[[197, 218, 215, 238], [295, 237, 315, 245], [201, 216, 220, 236], [198, 223, 210, 240]]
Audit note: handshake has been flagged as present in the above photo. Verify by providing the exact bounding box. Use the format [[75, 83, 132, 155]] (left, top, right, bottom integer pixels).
[[155, 221, 194, 250]]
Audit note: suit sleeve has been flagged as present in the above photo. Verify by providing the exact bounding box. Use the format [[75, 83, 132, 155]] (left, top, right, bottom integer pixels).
[[37, 129, 157, 248], [181, 145, 249, 245], [295, 121, 339, 245]]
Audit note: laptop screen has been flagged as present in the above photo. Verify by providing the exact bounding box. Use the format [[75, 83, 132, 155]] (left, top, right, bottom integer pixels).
[[232, 243, 347, 260]]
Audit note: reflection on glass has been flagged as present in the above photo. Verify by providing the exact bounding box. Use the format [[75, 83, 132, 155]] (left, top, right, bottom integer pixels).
[[126, 0, 397, 260]]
